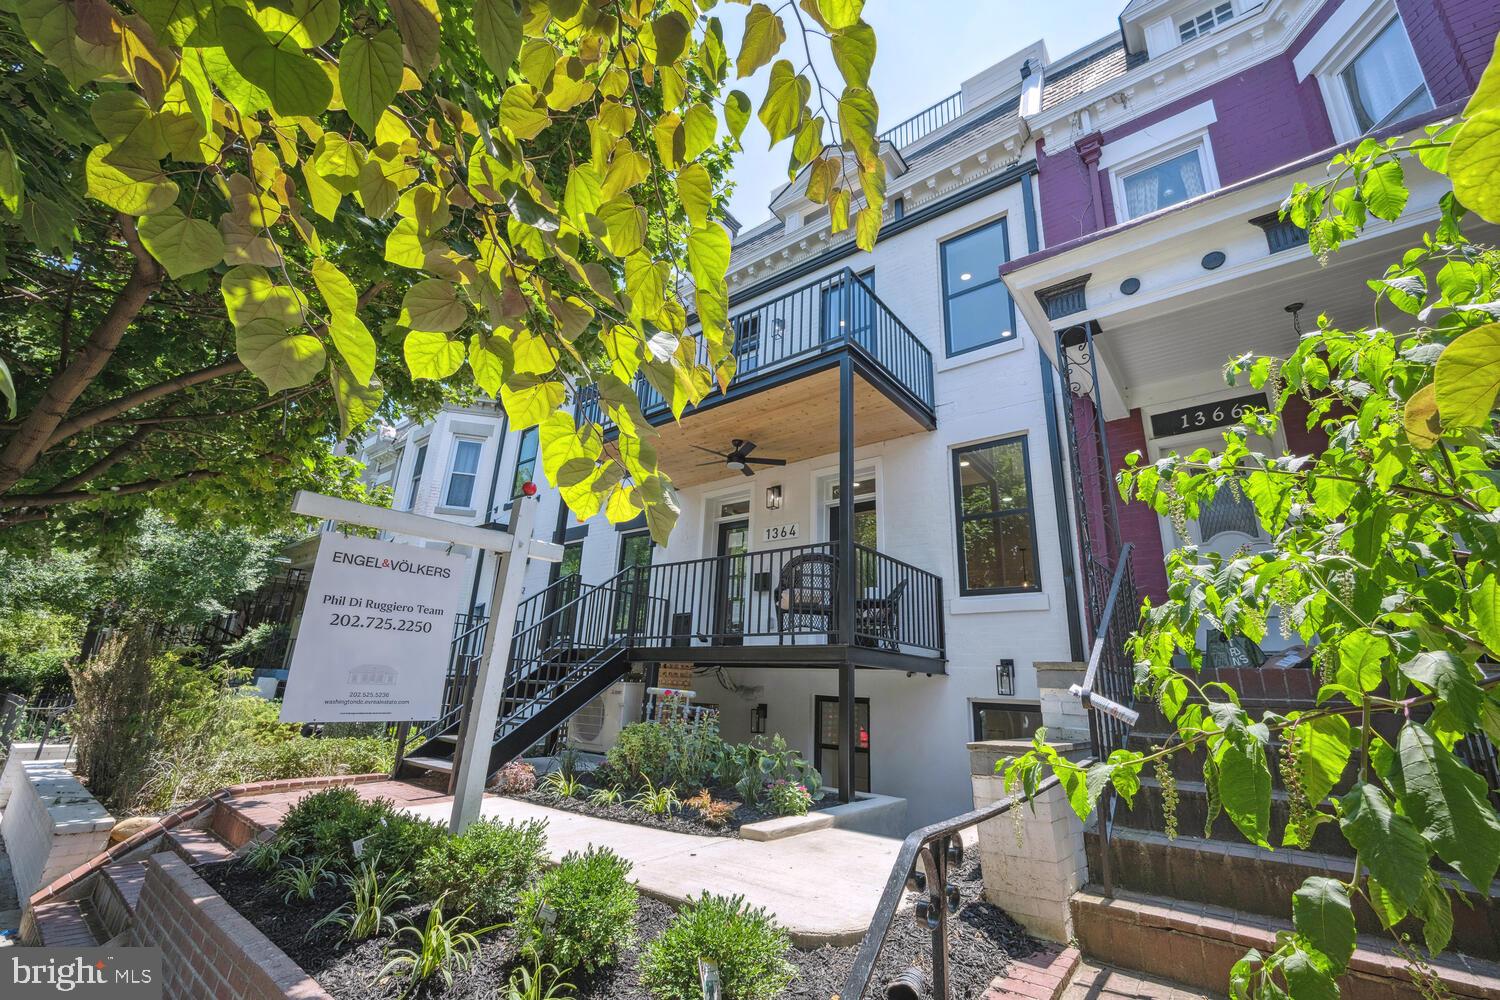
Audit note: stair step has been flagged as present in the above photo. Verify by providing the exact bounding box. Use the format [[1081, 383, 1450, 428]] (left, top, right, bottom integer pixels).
[[91, 860, 149, 940], [403, 755, 455, 773], [1072, 888, 1500, 1000], [1113, 778, 1355, 857], [170, 828, 236, 867], [1089, 826, 1500, 960], [31, 899, 105, 948]]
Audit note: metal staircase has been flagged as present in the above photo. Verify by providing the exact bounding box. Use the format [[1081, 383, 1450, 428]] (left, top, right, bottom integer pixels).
[[397, 569, 638, 783]]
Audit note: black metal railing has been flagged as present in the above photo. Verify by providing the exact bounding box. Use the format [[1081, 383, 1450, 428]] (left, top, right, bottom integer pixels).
[[1071, 542, 1140, 898], [0, 693, 76, 767], [840, 774, 1060, 1000], [622, 541, 944, 656], [878, 91, 963, 150], [577, 268, 934, 428]]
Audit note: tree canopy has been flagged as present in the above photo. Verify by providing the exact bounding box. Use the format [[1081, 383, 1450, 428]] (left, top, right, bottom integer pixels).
[[0, 0, 887, 548]]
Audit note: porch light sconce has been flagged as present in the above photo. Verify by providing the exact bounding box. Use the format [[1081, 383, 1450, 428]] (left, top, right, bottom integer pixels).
[[1201, 251, 1226, 270], [765, 484, 783, 510], [996, 659, 1015, 697], [752, 703, 768, 735]]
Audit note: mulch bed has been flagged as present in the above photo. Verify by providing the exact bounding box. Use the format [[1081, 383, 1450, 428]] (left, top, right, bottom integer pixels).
[[504, 781, 839, 838], [203, 855, 1039, 1000]]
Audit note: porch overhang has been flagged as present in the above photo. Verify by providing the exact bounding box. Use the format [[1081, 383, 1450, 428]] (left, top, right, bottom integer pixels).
[[627, 642, 947, 675], [1001, 106, 1488, 418]]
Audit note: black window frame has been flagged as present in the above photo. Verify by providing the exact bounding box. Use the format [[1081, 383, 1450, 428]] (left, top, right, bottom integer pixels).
[[510, 426, 539, 499], [951, 435, 1042, 596], [970, 701, 1042, 742], [614, 528, 654, 633], [813, 695, 871, 793], [939, 218, 1017, 357]]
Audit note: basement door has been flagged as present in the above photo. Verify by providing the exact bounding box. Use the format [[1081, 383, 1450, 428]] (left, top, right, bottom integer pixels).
[[813, 695, 870, 793]]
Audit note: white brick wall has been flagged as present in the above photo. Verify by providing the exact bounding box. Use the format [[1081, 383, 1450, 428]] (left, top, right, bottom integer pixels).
[[1, 760, 114, 903]]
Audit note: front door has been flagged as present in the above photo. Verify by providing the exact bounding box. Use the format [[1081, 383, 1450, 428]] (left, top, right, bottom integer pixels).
[[828, 496, 878, 593], [714, 519, 750, 643]]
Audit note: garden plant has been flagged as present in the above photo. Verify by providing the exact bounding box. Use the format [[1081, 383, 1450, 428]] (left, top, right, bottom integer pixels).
[[1006, 40, 1500, 1000], [641, 892, 796, 1000], [515, 845, 638, 974]]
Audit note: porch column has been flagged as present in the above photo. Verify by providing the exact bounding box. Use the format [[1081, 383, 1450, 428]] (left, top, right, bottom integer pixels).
[[837, 352, 857, 803]]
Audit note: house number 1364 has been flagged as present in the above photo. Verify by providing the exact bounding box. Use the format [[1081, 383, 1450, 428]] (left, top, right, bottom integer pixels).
[[764, 524, 799, 542]]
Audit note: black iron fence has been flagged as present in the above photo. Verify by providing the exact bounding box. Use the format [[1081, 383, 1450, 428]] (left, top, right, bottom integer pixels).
[[577, 268, 934, 428], [0, 693, 75, 766]]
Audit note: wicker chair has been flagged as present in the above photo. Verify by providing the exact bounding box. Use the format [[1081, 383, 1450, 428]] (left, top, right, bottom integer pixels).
[[774, 553, 837, 642], [855, 580, 907, 650]]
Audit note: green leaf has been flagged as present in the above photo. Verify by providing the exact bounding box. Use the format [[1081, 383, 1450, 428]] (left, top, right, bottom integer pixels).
[[1337, 629, 1389, 693], [831, 20, 876, 88], [724, 90, 751, 142], [1450, 111, 1500, 224], [1295, 714, 1352, 807], [1472, 570, 1500, 659], [236, 318, 325, 395], [310, 259, 376, 384], [340, 29, 404, 140], [624, 254, 667, 320], [1414, 877, 1454, 956], [500, 374, 566, 429], [498, 84, 550, 140], [1281, 949, 1338, 1000], [403, 330, 465, 379], [683, 104, 717, 162], [1397, 722, 1500, 889], [387, 0, 442, 78], [1292, 877, 1356, 970], [1360, 158, 1408, 221], [400, 279, 466, 333], [759, 61, 808, 145], [133, 0, 215, 46], [473, 0, 523, 81], [563, 164, 604, 225], [330, 363, 383, 438], [85, 145, 179, 216], [137, 207, 225, 279], [1433, 323, 1500, 428], [639, 474, 680, 546], [0, 133, 22, 215], [0, 355, 15, 420], [1463, 30, 1500, 117], [598, 197, 645, 256], [687, 225, 730, 288], [646, 11, 690, 66], [1399, 651, 1483, 729], [1403, 383, 1442, 449], [676, 163, 713, 229], [468, 333, 509, 397], [1217, 733, 1272, 848], [221, 264, 306, 329], [1339, 783, 1429, 909], [838, 85, 880, 171], [855, 204, 880, 252], [219, 6, 332, 118], [737, 3, 786, 79], [816, 0, 864, 29]]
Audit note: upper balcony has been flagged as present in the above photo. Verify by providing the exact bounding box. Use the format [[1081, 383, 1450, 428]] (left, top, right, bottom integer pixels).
[[578, 269, 935, 488]]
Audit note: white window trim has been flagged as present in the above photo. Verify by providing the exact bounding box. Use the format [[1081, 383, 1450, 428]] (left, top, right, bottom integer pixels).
[[807, 458, 883, 546], [1106, 134, 1221, 223], [437, 435, 485, 513], [1096, 100, 1217, 172], [1293, 0, 1429, 143]]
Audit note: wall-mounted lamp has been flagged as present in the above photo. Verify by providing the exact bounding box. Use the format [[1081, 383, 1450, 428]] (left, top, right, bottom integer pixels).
[[752, 703, 768, 734], [996, 659, 1015, 697], [765, 484, 783, 510]]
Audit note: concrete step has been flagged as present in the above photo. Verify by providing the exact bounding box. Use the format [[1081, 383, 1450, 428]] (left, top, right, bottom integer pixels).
[[402, 754, 455, 773], [90, 860, 149, 940], [169, 828, 236, 867], [1071, 888, 1500, 1000], [1111, 778, 1355, 857], [30, 899, 105, 948], [1087, 826, 1500, 960]]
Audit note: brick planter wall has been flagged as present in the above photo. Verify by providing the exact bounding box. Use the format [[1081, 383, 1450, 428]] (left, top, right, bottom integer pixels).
[[129, 851, 330, 1000]]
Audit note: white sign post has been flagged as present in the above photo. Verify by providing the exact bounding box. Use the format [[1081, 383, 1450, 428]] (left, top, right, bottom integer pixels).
[[281, 534, 469, 723], [287, 490, 561, 833]]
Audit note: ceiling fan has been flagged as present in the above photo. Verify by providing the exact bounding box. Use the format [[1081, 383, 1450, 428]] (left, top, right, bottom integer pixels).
[[693, 439, 787, 476]]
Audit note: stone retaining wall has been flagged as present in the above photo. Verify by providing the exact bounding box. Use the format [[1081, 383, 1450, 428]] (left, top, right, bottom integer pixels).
[[129, 851, 330, 1000]]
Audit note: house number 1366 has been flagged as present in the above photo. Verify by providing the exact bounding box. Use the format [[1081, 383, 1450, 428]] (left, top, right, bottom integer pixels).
[[764, 524, 799, 542]]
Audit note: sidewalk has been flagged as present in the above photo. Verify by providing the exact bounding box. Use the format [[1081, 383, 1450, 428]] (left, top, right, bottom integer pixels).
[[400, 794, 903, 946]]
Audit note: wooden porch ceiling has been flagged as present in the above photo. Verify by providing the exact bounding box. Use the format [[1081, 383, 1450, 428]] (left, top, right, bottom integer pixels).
[[643, 366, 930, 488]]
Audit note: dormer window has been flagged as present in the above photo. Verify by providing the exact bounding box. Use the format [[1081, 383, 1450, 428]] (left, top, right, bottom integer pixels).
[[1340, 17, 1432, 131], [1178, 3, 1233, 43]]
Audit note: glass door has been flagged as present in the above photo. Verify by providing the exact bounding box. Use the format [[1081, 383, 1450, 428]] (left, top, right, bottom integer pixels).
[[814, 695, 870, 792], [714, 519, 750, 643]]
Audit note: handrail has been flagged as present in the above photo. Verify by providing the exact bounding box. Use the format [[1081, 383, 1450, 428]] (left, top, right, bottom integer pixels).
[[878, 91, 963, 150], [839, 774, 1061, 1000], [1067, 542, 1140, 899]]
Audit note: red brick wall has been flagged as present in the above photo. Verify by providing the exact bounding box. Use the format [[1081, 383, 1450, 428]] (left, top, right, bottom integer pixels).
[[1104, 410, 1170, 605], [129, 852, 329, 1000]]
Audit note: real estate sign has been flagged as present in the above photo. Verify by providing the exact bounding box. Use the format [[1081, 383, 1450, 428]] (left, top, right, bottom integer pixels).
[[280, 534, 470, 722]]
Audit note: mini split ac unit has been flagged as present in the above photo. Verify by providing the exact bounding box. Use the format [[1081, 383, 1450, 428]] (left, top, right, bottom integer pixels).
[[567, 681, 644, 752]]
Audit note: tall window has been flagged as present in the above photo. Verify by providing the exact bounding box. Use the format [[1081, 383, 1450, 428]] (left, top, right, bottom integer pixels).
[[1341, 17, 1432, 132], [614, 530, 654, 632], [405, 442, 428, 510], [443, 439, 483, 508], [1179, 2, 1233, 43], [510, 427, 538, 498], [1120, 148, 1207, 218], [952, 437, 1039, 595], [814, 696, 870, 792], [940, 220, 1014, 356]]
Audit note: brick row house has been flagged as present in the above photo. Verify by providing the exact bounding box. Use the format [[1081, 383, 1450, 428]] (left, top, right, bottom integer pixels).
[[317, 0, 1499, 833]]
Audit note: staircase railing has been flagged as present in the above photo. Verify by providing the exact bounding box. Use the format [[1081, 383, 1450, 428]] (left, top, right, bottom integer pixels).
[[839, 774, 1060, 1000], [1069, 542, 1140, 898]]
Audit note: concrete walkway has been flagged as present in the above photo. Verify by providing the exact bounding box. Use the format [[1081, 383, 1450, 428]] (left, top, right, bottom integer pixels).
[[399, 795, 903, 946]]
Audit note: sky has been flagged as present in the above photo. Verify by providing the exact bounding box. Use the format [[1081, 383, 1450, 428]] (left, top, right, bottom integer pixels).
[[718, 0, 1128, 229]]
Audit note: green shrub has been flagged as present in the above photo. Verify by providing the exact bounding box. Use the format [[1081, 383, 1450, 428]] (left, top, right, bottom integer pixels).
[[641, 893, 795, 1000], [378, 893, 496, 993], [415, 818, 547, 922], [276, 788, 395, 867], [604, 722, 674, 788], [765, 779, 812, 817], [516, 846, 636, 974], [363, 813, 446, 877]]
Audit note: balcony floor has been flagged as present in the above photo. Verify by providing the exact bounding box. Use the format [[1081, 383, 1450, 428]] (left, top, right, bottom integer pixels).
[[624, 639, 947, 674], [651, 364, 932, 489]]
